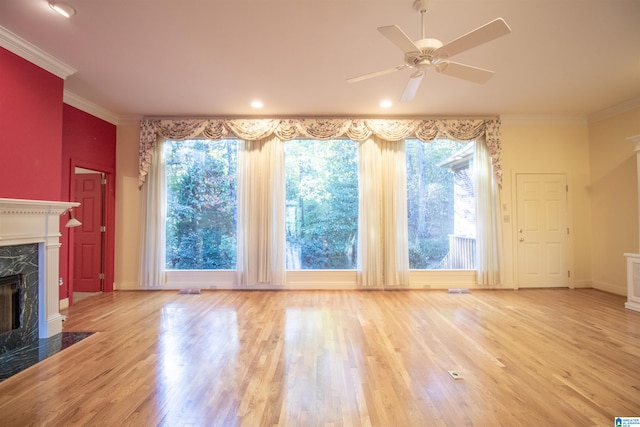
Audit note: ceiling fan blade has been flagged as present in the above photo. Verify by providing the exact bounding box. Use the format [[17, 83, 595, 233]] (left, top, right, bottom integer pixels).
[[378, 25, 421, 54], [436, 61, 495, 84], [400, 71, 424, 102], [347, 64, 407, 83], [435, 18, 511, 59]]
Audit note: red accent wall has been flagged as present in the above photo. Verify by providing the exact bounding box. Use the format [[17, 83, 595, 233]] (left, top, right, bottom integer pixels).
[[60, 105, 117, 300], [0, 47, 63, 200], [0, 46, 117, 301]]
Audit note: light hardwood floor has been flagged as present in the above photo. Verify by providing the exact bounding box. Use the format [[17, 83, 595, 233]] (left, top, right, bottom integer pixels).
[[1, 289, 639, 426]]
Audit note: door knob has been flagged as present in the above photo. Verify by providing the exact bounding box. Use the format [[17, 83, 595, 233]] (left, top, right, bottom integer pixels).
[[519, 237, 525, 242]]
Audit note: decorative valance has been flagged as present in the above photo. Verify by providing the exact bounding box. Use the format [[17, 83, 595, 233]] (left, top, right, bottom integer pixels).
[[139, 117, 502, 188]]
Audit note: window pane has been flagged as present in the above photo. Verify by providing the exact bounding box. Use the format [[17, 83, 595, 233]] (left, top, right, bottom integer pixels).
[[285, 140, 358, 270], [165, 139, 237, 270], [406, 139, 476, 269]]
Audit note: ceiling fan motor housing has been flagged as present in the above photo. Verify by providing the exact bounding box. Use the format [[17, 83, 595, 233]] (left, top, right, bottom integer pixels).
[[405, 38, 443, 67]]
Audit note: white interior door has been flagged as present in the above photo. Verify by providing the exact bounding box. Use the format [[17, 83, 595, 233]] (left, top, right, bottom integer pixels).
[[516, 174, 569, 288]]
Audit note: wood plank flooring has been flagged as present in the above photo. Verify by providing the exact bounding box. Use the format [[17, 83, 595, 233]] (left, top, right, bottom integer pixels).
[[0, 289, 639, 426]]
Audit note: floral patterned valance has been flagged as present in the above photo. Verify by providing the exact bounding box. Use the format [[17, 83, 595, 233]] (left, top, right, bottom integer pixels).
[[139, 117, 502, 188]]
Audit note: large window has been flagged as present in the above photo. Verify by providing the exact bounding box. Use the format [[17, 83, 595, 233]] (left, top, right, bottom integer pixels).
[[285, 140, 359, 270], [165, 139, 237, 270], [406, 139, 476, 269], [163, 137, 474, 272]]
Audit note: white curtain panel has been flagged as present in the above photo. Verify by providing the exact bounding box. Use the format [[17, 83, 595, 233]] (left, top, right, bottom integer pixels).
[[357, 136, 410, 288], [357, 137, 383, 287], [381, 138, 410, 288], [236, 136, 286, 286], [475, 136, 504, 286], [139, 138, 167, 287]]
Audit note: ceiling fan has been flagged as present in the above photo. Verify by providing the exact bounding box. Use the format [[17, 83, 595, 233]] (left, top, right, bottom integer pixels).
[[347, 0, 511, 102]]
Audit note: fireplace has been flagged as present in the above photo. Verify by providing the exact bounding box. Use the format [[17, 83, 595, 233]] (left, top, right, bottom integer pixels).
[[0, 244, 38, 355], [0, 274, 22, 334], [0, 198, 79, 354]]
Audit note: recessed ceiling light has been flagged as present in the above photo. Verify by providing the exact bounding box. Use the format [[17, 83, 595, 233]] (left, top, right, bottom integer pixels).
[[250, 100, 264, 109], [380, 100, 393, 108], [49, 1, 76, 18]]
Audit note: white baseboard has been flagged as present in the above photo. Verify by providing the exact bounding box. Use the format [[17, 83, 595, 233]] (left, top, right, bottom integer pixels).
[[571, 280, 592, 289], [116, 273, 605, 292], [115, 282, 144, 290], [591, 280, 626, 296], [124, 270, 485, 291]]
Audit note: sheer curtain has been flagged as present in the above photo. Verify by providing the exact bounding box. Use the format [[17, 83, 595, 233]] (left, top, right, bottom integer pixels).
[[475, 136, 503, 286], [139, 138, 166, 287], [357, 136, 410, 288], [236, 135, 286, 286]]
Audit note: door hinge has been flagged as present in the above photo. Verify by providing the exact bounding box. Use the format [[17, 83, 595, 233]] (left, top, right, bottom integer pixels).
[[101, 178, 107, 185], [567, 227, 570, 235], [99, 273, 105, 280], [100, 225, 106, 232], [568, 270, 571, 278], [566, 184, 569, 192]]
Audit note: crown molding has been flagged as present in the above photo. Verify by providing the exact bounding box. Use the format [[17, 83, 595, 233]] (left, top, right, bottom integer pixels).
[[0, 25, 76, 79], [63, 91, 121, 125], [500, 115, 588, 126], [588, 97, 640, 123], [63, 91, 142, 126]]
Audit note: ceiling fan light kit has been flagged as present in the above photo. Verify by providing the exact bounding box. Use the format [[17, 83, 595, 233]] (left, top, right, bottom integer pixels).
[[348, 0, 511, 102]]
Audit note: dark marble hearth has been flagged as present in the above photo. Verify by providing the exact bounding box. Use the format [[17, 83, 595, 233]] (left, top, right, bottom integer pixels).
[[0, 331, 94, 382]]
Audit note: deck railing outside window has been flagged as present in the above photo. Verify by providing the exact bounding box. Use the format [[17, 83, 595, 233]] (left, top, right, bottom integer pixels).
[[439, 235, 476, 269]]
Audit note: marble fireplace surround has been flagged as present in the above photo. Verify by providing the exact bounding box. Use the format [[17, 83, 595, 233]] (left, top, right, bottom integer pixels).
[[0, 198, 79, 339]]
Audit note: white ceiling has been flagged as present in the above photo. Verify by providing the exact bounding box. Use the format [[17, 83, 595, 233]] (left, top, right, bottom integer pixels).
[[0, 0, 639, 122]]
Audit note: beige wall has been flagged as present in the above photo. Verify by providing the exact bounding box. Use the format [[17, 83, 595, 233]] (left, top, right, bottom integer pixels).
[[500, 120, 592, 288], [588, 107, 640, 295], [115, 123, 142, 289]]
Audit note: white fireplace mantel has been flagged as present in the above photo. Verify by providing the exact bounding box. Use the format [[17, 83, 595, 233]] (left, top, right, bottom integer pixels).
[[0, 198, 79, 338]]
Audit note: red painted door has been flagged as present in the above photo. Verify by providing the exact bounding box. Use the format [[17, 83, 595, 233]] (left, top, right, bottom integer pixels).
[[74, 173, 103, 292]]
